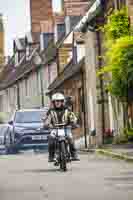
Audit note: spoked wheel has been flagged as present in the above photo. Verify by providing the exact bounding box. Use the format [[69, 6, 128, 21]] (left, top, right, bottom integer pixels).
[[60, 141, 67, 172]]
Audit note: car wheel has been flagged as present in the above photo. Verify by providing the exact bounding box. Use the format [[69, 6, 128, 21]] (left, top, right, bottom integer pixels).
[[5, 146, 19, 155], [5, 146, 12, 154]]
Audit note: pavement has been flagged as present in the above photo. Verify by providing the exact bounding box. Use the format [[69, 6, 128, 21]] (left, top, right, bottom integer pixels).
[[0, 151, 133, 199], [95, 144, 133, 162]]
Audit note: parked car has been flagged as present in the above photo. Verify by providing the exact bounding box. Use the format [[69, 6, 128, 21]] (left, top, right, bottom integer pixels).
[[4, 108, 49, 154]]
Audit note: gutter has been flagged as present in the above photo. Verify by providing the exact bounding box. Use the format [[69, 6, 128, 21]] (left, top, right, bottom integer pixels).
[[74, 0, 102, 32]]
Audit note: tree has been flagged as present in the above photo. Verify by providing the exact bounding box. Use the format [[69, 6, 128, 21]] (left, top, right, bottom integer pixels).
[[98, 8, 132, 130]]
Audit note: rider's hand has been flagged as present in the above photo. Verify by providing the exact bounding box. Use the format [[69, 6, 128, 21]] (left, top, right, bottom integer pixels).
[[48, 124, 53, 129]]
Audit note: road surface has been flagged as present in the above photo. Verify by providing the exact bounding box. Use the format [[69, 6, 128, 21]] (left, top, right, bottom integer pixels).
[[0, 151, 133, 200]]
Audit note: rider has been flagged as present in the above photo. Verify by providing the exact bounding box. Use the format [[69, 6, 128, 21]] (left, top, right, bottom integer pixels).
[[43, 92, 79, 162]]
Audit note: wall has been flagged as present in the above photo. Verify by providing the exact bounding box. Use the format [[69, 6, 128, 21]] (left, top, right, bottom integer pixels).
[[0, 60, 58, 117], [85, 31, 104, 146], [19, 71, 43, 108], [49, 62, 58, 84], [0, 85, 18, 120]]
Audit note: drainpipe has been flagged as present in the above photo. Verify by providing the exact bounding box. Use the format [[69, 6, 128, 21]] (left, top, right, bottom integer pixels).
[[17, 82, 20, 109], [81, 71, 88, 148], [96, 30, 105, 144], [40, 68, 44, 107]]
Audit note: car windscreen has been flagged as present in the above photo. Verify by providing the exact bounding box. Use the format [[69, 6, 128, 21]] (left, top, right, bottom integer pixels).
[[14, 111, 46, 123]]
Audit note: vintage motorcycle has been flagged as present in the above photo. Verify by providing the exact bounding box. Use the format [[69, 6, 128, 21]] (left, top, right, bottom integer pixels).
[[50, 124, 71, 172]]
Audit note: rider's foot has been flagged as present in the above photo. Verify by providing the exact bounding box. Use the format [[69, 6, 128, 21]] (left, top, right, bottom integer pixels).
[[48, 158, 54, 162], [71, 155, 80, 161]]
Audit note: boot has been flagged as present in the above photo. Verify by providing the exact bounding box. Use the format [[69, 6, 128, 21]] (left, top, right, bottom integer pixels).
[[48, 153, 55, 162], [48, 137, 56, 162]]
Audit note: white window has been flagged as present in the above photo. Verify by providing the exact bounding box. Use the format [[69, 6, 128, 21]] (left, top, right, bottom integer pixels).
[[15, 52, 19, 67], [26, 46, 30, 60], [77, 44, 85, 62]]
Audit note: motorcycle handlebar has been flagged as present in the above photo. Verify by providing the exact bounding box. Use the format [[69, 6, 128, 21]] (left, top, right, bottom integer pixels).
[[51, 124, 72, 129]]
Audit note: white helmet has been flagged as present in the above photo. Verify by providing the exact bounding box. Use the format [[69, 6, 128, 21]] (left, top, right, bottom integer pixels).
[[52, 93, 65, 101]]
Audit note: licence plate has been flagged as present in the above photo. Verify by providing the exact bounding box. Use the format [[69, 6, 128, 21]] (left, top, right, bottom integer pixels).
[[31, 135, 47, 140], [58, 129, 65, 137]]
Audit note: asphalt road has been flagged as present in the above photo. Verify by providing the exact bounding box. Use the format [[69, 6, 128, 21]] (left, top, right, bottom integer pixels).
[[0, 151, 133, 200]]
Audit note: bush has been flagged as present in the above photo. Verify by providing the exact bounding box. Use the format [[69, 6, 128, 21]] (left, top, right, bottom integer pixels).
[[0, 112, 9, 123], [98, 36, 133, 101], [125, 128, 133, 141], [98, 8, 132, 102], [104, 8, 129, 42]]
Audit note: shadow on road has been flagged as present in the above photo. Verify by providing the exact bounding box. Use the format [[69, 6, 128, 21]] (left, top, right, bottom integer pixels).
[[23, 168, 60, 173]]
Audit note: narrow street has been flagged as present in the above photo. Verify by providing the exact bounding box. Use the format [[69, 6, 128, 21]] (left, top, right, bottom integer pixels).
[[0, 152, 133, 200]]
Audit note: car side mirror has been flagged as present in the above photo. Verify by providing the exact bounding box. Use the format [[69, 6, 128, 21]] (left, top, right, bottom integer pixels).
[[8, 120, 13, 125]]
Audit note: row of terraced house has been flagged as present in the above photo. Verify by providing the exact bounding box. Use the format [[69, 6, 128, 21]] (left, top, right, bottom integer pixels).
[[0, 0, 133, 147]]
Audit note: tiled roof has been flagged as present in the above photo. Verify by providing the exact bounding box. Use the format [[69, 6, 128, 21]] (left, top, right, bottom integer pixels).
[[0, 41, 57, 91], [48, 57, 85, 93], [41, 40, 57, 64], [0, 58, 34, 90]]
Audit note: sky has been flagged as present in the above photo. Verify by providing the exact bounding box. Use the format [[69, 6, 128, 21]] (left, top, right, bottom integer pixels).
[[0, 0, 61, 56]]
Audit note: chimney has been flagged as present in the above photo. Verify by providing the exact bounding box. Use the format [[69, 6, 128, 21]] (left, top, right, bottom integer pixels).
[[30, 0, 53, 32], [63, 0, 89, 16]]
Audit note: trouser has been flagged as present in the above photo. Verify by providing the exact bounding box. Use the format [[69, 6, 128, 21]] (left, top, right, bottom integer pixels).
[[48, 136, 56, 159], [48, 129, 77, 158]]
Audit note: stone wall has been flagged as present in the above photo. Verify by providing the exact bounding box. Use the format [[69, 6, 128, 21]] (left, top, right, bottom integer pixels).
[[85, 31, 103, 147]]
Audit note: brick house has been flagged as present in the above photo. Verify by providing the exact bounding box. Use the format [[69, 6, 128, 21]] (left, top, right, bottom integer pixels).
[[73, 0, 133, 146], [30, 0, 53, 33], [0, 34, 57, 120]]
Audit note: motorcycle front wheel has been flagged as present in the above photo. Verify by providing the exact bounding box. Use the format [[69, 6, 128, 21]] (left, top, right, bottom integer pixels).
[[60, 141, 67, 172]]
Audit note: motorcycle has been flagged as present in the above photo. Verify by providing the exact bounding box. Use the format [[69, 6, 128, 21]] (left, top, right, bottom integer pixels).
[[50, 124, 71, 172]]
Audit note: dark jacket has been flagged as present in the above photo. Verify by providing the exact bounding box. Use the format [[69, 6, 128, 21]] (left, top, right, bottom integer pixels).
[[43, 108, 77, 127]]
